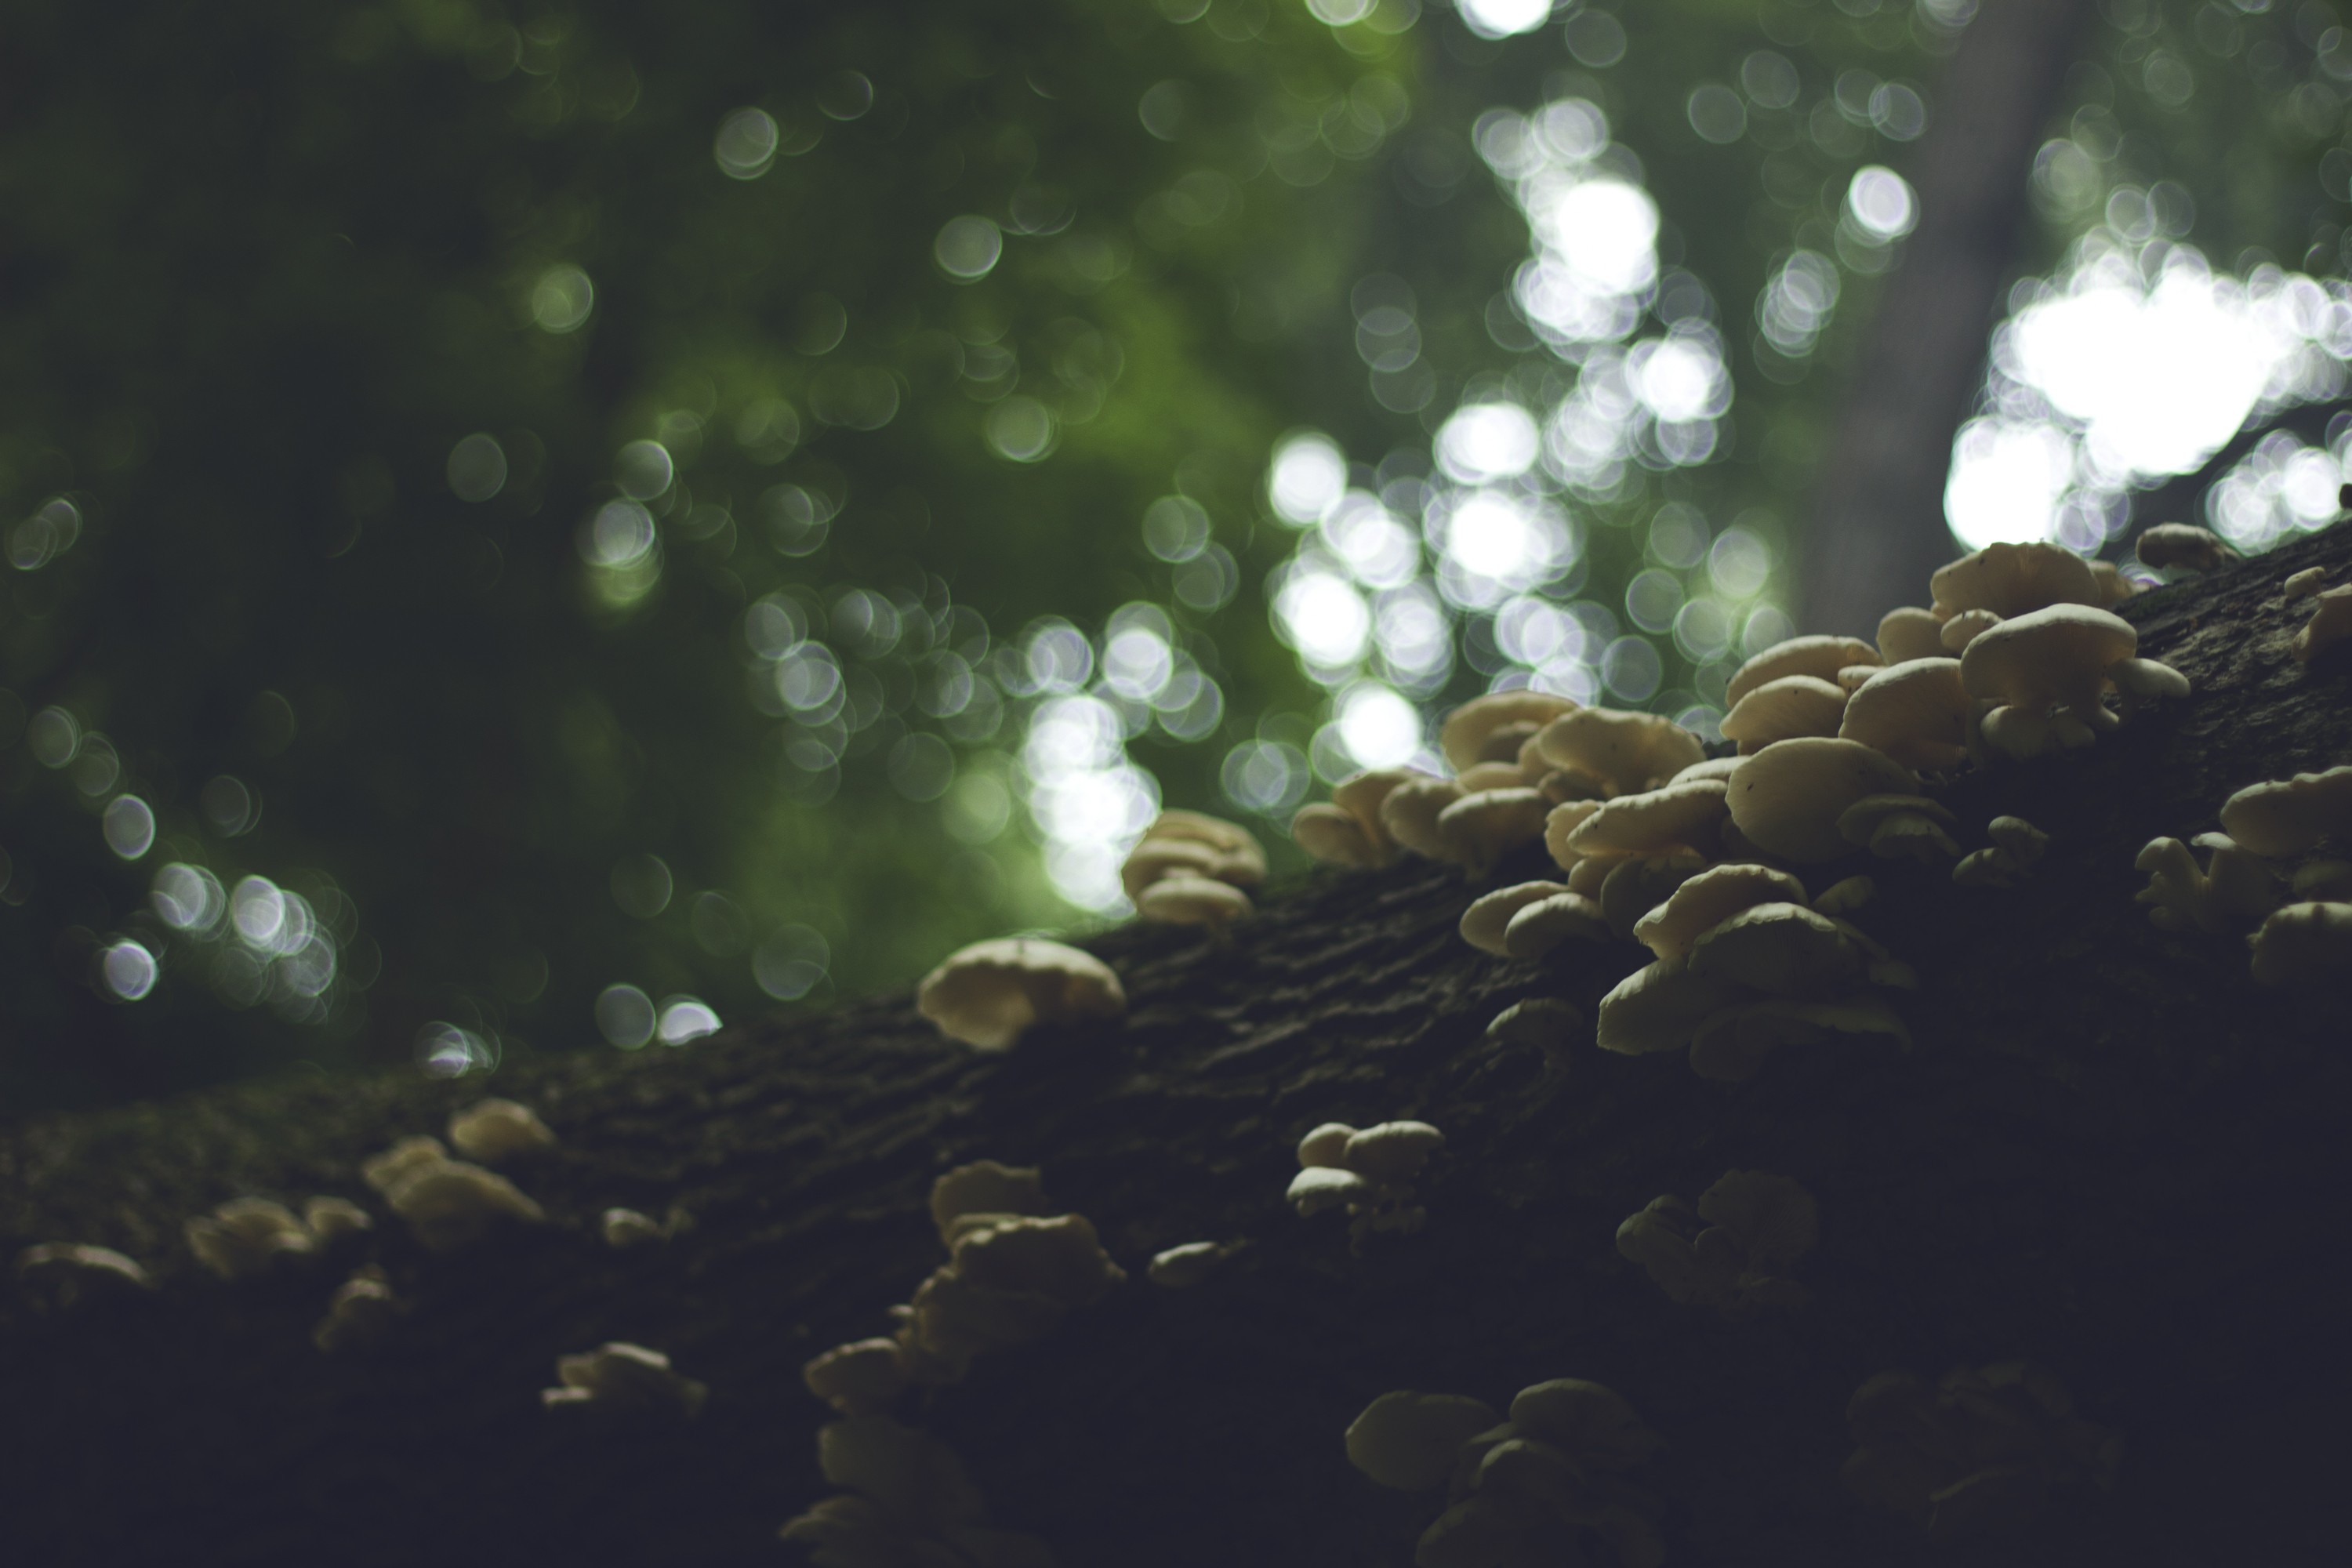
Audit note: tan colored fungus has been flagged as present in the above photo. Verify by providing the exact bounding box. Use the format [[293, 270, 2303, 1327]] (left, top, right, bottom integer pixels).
[[1720, 675, 1848, 753], [1566, 779, 1730, 857], [1686, 902, 1864, 997], [2295, 585, 2352, 662], [1837, 794, 1962, 862], [601, 1207, 669, 1249], [543, 1342, 708, 1419], [1439, 691, 1580, 775], [1813, 875, 1875, 914], [1929, 540, 2100, 619], [1631, 864, 1809, 960], [1145, 1240, 1246, 1288], [1959, 602, 2145, 757], [446, 1098, 555, 1163], [2220, 766, 2352, 855], [1297, 1122, 1356, 1168], [1595, 958, 1748, 1056], [1461, 882, 1569, 956], [2135, 522, 2235, 572], [1727, 737, 1918, 863], [185, 1198, 314, 1281], [1342, 1121, 1445, 1185], [16, 1243, 154, 1311], [2248, 901, 2352, 984], [804, 1339, 910, 1417], [1725, 635, 1881, 708], [1290, 803, 1382, 868], [929, 1161, 1051, 1243], [1380, 775, 1468, 859], [1686, 995, 1911, 1082], [1939, 608, 2002, 652], [2285, 565, 2328, 600], [1504, 891, 1612, 956], [1287, 1166, 1374, 1217], [1436, 786, 1551, 874], [1345, 1391, 1503, 1490], [312, 1269, 401, 1354], [1542, 799, 1605, 871], [916, 938, 1125, 1051], [2134, 834, 2281, 934], [302, 1196, 372, 1243], [1534, 709, 1705, 797], [1136, 872, 1254, 938], [1876, 607, 1947, 664], [1598, 852, 1708, 941]]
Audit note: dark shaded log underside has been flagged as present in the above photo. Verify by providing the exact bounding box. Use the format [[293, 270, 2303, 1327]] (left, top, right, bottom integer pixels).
[[4, 524, 2350, 1568]]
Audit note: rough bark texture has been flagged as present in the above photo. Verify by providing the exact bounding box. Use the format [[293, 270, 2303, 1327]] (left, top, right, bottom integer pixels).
[[5, 522, 2350, 1568], [1802, 0, 2102, 637]]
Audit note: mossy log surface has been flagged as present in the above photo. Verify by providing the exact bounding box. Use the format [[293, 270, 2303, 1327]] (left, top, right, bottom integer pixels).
[[4, 524, 2349, 1568]]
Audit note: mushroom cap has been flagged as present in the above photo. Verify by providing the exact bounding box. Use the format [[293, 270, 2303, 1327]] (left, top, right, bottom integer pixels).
[[1124, 813, 1264, 898], [2284, 565, 2329, 600], [1504, 891, 1612, 957], [1542, 799, 1604, 871], [1598, 851, 1708, 942], [1534, 709, 1705, 797], [2294, 584, 2352, 662], [1837, 795, 1962, 862], [360, 1136, 447, 1194], [1595, 956, 1748, 1057], [2105, 657, 2190, 705], [1720, 676, 1849, 753], [1695, 1170, 1818, 1270], [186, 1199, 314, 1280], [1507, 1379, 1662, 1471], [1687, 996, 1911, 1081], [2247, 900, 2352, 985], [1939, 608, 2002, 652], [1136, 872, 1253, 933], [1345, 1390, 1503, 1490], [804, 1338, 909, 1415], [1119, 837, 1225, 899], [1290, 802, 1385, 868], [1140, 809, 1261, 865], [1987, 816, 2049, 865], [302, 1196, 373, 1242], [15, 1243, 154, 1309], [1287, 1165, 1374, 1216], [1486, 997, 1585, 1047], [2135, 522, 2234, 571], [1727, 737, 1919, 864], [1631, 862, 1809, 961], [1725, 636, 1881, 709], [1330, 768, 1428, 848], [915, 938, 1125, 1051], [950, 1213, 1126, 1308], [1440, 691, 1580, 775], [1813, 875, 1876, 914], [930, 1161, 1051, 1238], [2219, 766, 2352, 855], [545, 1341, 707, 1420], [2089, 559, 2141, 604], [1145, 1240, 1243, 1287], [1454, 760, 1528, 794], [1952, 847, 2026, 888], [1436, 786, 1552, 873], [1959, 602, 2138, 719], [1566, 779, 1730, 857], [1686, 902, 1863, 997], [1876, 607, 1946, 665], [382, 1160, 546, 1251], [1616, 1196, 1703, 1304], [1341, 1120, 1445, 1185], [312, 1272, 401, 1354], [1668, 756, 1743, 785], [1838, 659, 1970, 774], [1297, 1122, 1358, 1168], [1929, 540, 2100, 619], [447, 1098, 556, 1163], [1461, 881, 1570, 956], [1379, 776, 1468, 860]]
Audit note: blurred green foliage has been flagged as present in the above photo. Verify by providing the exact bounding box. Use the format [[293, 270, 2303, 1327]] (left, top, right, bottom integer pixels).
[[2, 0, 2346, 1115]]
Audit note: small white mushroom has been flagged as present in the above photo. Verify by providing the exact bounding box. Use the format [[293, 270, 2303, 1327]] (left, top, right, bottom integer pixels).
[[361, 1142, 546, 1252], [1286, 1166, 1374, 1217], [2221, 767, 2352, 855], [1436, 787, 1551, 876], [1136, 872, 1254, 939], [601, 1207, 670, 1249], [1380, 775, 1468, 860], [1930, 540, 2100, 619], [2282, 565, 2328, 601], [1504, 891, 1611, 956], [2133, 834, 2281, 935], [1291, 802, 1385, 868], [1534, 709, 1706, 797], [302, 1196, 373, 1243], [1439, 691, 1581, 775], [1486, 997, 1584, 1051], [915, 938, 1125, 1051], [543, 1341, 708, 1419], [1145, 1240, 1246, 1288], [1876, 608, 1946, 664], [1720, 675, 1848, 753], [1939, 608, 2003, 652], [1953, 848, 2027, 889], [803, 1338, 909, 1416], [1960, 603, 2143, 756], [1345, 1390, 1501, 1490], [1460, 882, 1570, 956], [1296, 1123, 1357, 1169], [312, 1269, 401, 1354], [1838, 658, 1971, 773], [1341, 1121, 1444, 1185], [1837, 794, 1961, 862], [185, 1198, 314, 1281], [447, 1098, 556, 1163], [1725, 635, 1881, 708], [2247, 901, 2352, 985], [2135, 522, 2236, 572], [1727, 738, 1918, 864]]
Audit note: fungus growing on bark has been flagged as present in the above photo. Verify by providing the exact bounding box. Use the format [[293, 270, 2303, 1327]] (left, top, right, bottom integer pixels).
[[1439, 691, 1580, 775], [2219, 766, 2352, 855], [1961, 603, 2184, 759], [930, 1160, 1052, 1244], [2135, 522, 2235, 572], [1813, 875, 1875, 914], [1287, 1120, 1443, 1246], [1436, 786, 1551, 875], [1145, 1240, 1246, 1287], [16, 1243, 154, 1311], [543, 1341, 708, 1419], [916, 938, 1125, 1051], [1460, 882, 1570, 956], [1565, 779, 1730, 859], [1939, 608, 2002, 652], [185, 1198, 314, 1281], [2284, 565, 2328, 599], [1533, 709, 1705, 797], [1632, 864, 1809, 961], [312, 1268, 401, 1354], [1486, 996, 1585, 1054], [803, 1338, 909, 1417], [1955, 816, 2050, 888], [360, 1136, 546, 1252], [2296, 584, 2352, 656], [1876, 606, 1946, 663], [446, 1098, 555, 1163], [1727, 737, 1918, 863], [1724, 634, 1880, 707], [601, 1207, 670, 1249], [1598, 851, 1709, 942], [1719, 675, 1847, 753], [1136, 872, 1254, 940], [1345, 1391, 1502, 1490], [1838, 659, 1971, 773], [1381, 775, 1469, 860], [2247, 901, 2352, 984], [302, 1196, 372, 1243], [1615, 1170, 1817, 1316], [1843, 1362, 2121, 1538], [1297, 768, 1429, 868], [1929, 540, 2099, 619], [2133, 835, 2281, 934], [1122, 810, 1263, 907]]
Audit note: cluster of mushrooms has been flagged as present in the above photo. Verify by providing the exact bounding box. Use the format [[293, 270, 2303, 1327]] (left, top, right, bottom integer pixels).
[[783, 1160, 1123, 1563], [1344, 1378, 1667, 1568], [1614, 1171, 1817, 1317], [1285, 1118, 1446, 1250], [2135, 764, 2352, 982]]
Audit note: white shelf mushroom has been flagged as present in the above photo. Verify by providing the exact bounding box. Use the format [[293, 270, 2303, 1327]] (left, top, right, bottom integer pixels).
[[915, 938, 1125, 1051], [542, 1342, 707, 1419]]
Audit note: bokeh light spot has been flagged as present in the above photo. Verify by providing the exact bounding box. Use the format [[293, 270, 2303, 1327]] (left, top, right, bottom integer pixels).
[[611, 853, 674, 919], [596, 984, 657, 1049], [935, 216, 1004, 281], [714, 107, 781, 179], [446, 434, 508, 502], [102, 939, 158, 1001], [531, 265, 595, 332], [103, 795, 155, 860], [754, 925, 830, 1000]]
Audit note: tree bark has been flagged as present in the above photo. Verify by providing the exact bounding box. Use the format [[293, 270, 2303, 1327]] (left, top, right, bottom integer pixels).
[[4, 522, 2349, 1568], [1802, 0, 2102, 637]]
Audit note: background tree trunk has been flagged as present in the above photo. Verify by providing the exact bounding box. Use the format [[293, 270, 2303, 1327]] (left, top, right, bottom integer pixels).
[[4, 522, 2349, 1568], [1801, 0, 2101, 637]]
